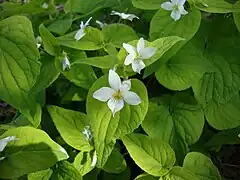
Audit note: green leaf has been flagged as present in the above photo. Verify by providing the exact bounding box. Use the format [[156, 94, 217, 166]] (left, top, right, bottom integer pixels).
[[234, 12, 240, 32], [204, 95, 240, 130], [0, 127, 69, 179], [192, 52, 240, 105], [100, 167, 131, 180], [122, 133, 176, 176], [72, 55, 118, 69], [0, 16, 42, 126], [192, 0, 240, 13], [142, 94, 204, 161], [150, 8, 201, 40], [132, 0, 166, 10], [63, 62, 97, 90], [155, 42, 213, 91], [117, 36, 183, 71], [61, 84, 88, 103], [28, 169, 53, 180], [50, 161, 82, 180], [135, 173, 159, 180], [204, 127, 240, 149], [87, 75, 148, 167], [165, 166, 200, 180], [47, 105, 93, 151], [0, 0, 56, 18], [58, 27, 104, 50], [102, 24, 138, 48], [145, 7, 201, 77], [47, 18, 72, 35], [39, 24, 61, 56], [73, 151, 95, 176], [183, 152, 221, 180], [103, 148, 127, 174], [64, 0, 103, 13], [32, 55, 60, 93]]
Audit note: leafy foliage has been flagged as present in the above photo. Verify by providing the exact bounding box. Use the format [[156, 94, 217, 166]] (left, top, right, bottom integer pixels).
[[0, 0, 240, 179]]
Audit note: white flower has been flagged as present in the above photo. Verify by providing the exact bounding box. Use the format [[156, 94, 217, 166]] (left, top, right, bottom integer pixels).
[[123, 38, 157, 74], [96, 20, 107, 29], [82, 126, 92, 141], [74, 17, 92, 41], [91, 150, 97, 167], [41, 2, 49, 9], [93, 69, 141, 116], [110, 10, 139, 21], [161, 0, 188, 21], [62, 54, 71, 71], [0, 136, 17, 152], [36, 36, 42, 49]]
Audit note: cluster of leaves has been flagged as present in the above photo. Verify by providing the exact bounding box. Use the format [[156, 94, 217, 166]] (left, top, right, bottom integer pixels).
[[1, 0, 240, 179]]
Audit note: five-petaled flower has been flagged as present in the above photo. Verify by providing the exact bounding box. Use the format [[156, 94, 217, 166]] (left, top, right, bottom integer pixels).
[[110, 11, 139, 21], [0, 136, 17, 152], [161, 0, 188, 21], [93, 69, 141, 116], [123, 38, 157, 74], [62, 52, 71, 71], [74, 17, 92, 41]]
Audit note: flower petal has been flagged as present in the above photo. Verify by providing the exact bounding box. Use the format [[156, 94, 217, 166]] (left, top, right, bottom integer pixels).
[[131, 60, 146, 74], [109, 69, 121, 90], [171, 9, 181, 21], [62, 56, 71, 71], [137, 37, 145, 54], [121, 79, 131, 92], [91, 151, 97, 167], [124, 54, 135, 65], [93, 87, 115, 102], [74, 29, 85, 41], [140, 47, 157, 59], [110, 10, 120, 16], [161, 2, 174, 11], [123, 43, 137, 56], [107, 98, 124, 116], [178, 0, 186, 6], [122, 14, 139, 21], [84, 17, 92, 27], [0, 136, 17, 152], [96, 20, 106, 28], [179, 5, 188, 15], [171, 0, 178, 4], [123, 91, 141, 105]]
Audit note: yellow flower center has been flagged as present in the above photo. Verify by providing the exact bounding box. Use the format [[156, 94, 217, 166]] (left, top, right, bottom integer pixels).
[[112, 90, 122, 100], [173, 4, 179, 10]]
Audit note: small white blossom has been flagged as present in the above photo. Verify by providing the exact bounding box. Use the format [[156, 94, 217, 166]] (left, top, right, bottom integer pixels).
[[36, 36, 42, 49], [0, 136, 17, 152], [82, 126, 92, 141], [161, 0, 188, 21], [96, 20, 107, 29], [41, 2, 49, 9], [91, 150, 97, 167], [74, 17, 92, 41], [123, 38, 157, 74], [62, 52, 71, 71], [93, 69, 141, 116], [110, 10, 139, 21], [0, 157, 5, 161]]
